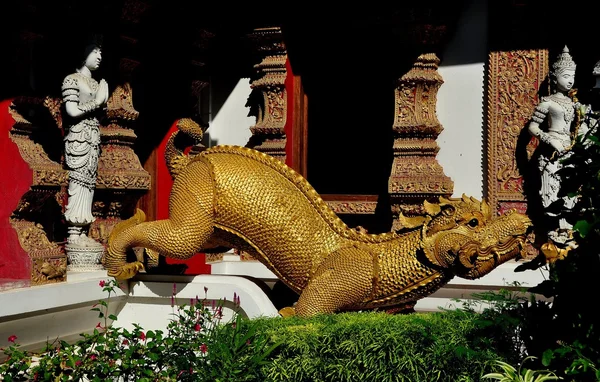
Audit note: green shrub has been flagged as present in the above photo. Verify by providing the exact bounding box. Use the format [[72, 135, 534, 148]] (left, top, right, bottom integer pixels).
[[244, 310, 506, 382]]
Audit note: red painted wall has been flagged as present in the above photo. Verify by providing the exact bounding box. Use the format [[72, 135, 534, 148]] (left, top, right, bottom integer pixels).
[[0, 99, 33, 281]]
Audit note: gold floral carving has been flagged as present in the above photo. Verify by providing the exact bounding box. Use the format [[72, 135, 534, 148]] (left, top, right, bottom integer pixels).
[[325, 201, 378, 215], [44, 96, 63, 130], [97, 146, 150, 189], [9, 102, 67, 186], [389, 53, 454, 228], [106, 82, 139, 122], [246, 27, 288, 163], [486, 50, 548, 215], [204, 252, 225, 263], [31, 258, 67, 286], [10, 220, 63, 257]]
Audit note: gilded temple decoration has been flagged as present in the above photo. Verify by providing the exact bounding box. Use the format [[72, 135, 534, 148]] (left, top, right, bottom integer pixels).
[[245, 27, 288, 163], [486, 49, 549, 216], [8, 98, 68, 285], [388, 53, 454, 230], [103, 122, 533, 318]]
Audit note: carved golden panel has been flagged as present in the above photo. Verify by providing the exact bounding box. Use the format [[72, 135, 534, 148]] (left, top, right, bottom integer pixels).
[[486, 49, 548, 215]]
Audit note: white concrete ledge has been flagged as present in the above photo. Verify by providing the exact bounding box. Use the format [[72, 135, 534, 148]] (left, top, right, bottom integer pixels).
[[0, 272, 278, 352]]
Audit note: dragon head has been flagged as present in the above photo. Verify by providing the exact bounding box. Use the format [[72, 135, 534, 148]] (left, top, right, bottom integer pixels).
[[402, 195, 532, 279]]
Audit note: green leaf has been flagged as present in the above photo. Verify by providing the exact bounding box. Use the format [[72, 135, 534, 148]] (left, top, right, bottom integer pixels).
[[108, 314, 118, 321], [542, 349, 554, 367], [573, 219, 593, 238]]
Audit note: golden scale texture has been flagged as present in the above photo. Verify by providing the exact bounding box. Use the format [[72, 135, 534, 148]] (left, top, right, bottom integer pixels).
[[105, 120, 533, 317]]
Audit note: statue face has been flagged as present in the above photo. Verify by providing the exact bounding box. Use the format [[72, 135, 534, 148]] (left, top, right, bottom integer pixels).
[[84, 47, 102, 71], [555, 69, 575, 92]]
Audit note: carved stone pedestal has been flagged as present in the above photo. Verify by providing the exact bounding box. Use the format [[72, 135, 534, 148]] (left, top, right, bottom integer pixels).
[[65, 245, 105, 272]]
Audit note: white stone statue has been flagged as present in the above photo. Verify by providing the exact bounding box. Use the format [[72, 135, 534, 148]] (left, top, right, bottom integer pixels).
[[61, 39, 109, 261], [527, 46, 584, 257]]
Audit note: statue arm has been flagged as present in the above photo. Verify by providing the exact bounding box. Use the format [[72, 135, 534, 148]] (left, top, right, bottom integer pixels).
[[528, 101, 564, 152], [61, 75, 101, 118], [527, 102, 550, 141]]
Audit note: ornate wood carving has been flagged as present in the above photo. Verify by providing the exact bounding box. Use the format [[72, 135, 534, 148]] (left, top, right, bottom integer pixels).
[[486, 49, 548, 216], [322, 195, 378, 215], [245, 27, 288, 163], [388, 53, 454, 230], [8, 99, 67, 285]]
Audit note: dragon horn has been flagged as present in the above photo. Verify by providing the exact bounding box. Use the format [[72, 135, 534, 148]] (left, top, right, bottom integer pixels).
[[399, 212, 430, 229], [423, 199, 441, 216], [480, 199, 491, 216], [438, 196, 452, 205]]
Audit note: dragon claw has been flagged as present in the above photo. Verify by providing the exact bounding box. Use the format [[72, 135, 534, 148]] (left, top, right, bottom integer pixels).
[[107, 261, 145, 281], [278, 306, 296, 318]]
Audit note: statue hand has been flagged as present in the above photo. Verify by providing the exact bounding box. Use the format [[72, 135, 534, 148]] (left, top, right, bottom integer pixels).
[[96, 79, 109, 105]]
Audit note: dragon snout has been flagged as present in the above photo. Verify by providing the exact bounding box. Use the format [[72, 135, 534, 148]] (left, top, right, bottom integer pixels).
[[457, 212, 533, 279]]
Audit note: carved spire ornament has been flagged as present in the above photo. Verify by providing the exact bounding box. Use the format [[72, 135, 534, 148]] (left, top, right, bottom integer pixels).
[[388, 53, 454, 230], [245, 27, 288, 163]]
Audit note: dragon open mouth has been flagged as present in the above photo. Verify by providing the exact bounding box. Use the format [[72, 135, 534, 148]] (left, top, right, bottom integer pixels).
[[458, 234, 527, 271]]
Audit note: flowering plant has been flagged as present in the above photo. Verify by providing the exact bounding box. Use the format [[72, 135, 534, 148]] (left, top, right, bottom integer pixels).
[[0, 279, 279, 381]]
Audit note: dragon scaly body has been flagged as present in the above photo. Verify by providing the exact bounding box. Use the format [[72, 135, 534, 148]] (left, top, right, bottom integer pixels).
[[105, 119, 532, 317]]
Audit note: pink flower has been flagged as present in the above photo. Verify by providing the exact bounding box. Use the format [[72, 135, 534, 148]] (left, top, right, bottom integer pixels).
[[200, 343, 208, 354], [122, 339, 129, 345], [246, 340, 251, 346], [7, 335, 17, 343], [139, 332, 146, 341], [194, 323, 201, 332], [95, 322, 103, 329], [75, 360, 82, 367], [99, 280, 106, 288], [204, 286, 208, 294], [173, 283, 177, 295], [90, 354, 97, 361]]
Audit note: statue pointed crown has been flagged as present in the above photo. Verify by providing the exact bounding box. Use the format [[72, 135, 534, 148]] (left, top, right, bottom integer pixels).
[[552, 45, 576, 72]]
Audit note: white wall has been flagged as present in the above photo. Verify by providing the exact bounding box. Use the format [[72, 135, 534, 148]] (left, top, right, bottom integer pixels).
[[204, 78, 254, 147], [437, 0, 488, 199]]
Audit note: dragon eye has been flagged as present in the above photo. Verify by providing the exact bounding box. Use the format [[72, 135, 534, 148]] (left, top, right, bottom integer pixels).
[[468, 218, 479, 227]]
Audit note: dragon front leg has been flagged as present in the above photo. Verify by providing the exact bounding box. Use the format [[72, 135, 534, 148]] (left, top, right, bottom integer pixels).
[[104, 161, 216, 280], [294, 245, 375, 317]]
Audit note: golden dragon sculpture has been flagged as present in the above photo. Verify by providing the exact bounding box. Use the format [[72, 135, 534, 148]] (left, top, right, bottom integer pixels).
[[105, 119, 532, 317]]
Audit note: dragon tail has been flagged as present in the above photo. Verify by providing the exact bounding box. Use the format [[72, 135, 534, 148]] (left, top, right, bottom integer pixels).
[[164, 118, 205, 179]]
